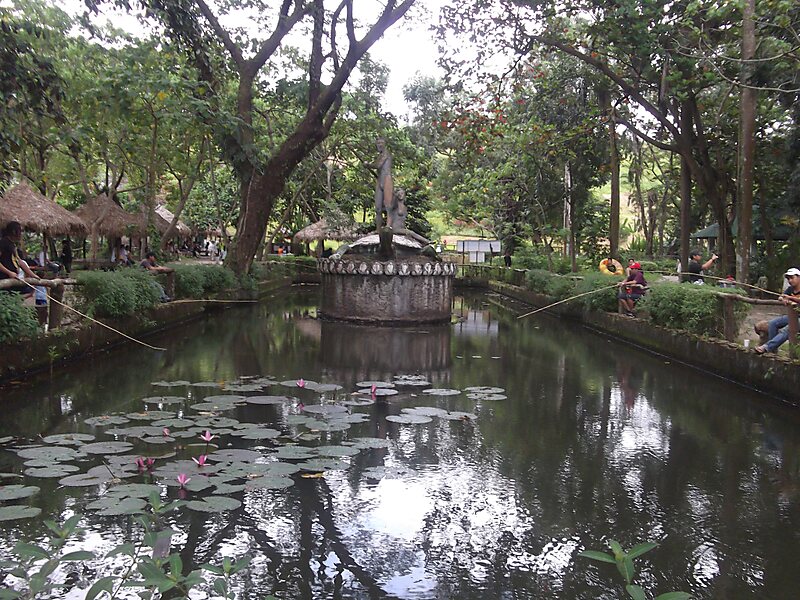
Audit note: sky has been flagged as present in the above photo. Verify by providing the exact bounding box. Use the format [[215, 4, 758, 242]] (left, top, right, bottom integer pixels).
[[53, 0, 447, 119]]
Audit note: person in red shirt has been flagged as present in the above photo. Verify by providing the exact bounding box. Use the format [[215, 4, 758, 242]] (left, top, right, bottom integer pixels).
[[617, 262, 648, 317]]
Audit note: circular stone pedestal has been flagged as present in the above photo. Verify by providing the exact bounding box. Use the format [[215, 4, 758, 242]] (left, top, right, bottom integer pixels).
[[318, 257, 456, 324]]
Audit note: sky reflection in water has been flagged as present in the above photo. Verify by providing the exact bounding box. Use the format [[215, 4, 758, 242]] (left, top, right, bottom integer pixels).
[[1, 290, 799, 599]]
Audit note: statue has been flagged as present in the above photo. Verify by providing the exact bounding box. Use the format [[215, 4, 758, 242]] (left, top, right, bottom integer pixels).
[[386, 188, 431, 247], [373, 137, 393, 230]]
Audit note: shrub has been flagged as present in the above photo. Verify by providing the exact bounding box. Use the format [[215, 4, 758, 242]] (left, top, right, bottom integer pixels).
[[546, 276, 576, 300], [641, 282, 749, 337], [573, 272, 620, 312], [75, 270, 160, 318], [0, 293, 39, 342], [172, 265, 237, 299], [525, 269, 553, 294]]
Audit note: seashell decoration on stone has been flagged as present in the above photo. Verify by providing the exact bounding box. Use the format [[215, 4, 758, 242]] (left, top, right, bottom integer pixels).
[[433, 263, 442, 276], [358, 262, 369, 275], [345, 261, 356, 274], [399, 263, 410, 276], [423, 262, 433, 275], [412, 263, 423, 276], [384, 262, 396, 275], [371, 262, 383, 275]]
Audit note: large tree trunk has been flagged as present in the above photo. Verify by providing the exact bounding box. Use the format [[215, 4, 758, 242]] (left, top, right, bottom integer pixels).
[[737, 0, 756, 284], [608, 109, 620, 259]]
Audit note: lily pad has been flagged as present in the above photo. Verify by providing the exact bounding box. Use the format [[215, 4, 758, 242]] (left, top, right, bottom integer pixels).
[[467, 393, 507, 401], [82, 442, 134, 455], [297, 458, 350, 471], [304, 420, 351, 432], [141, 436, 175, 445], [151, 380, 190, 387], [191, 381, 222, 388], [190, 402, 239, 411], [0, 485, 40, 501], [463, 386, 505, 394], [41, 433, 96, 445], [186, 496, 242, 513], [339, 397, 376, 407], [24, 465, 80, 478], [151, 418, 195, 429], [302, 404, 348, 415], [273, 446, 317, 460], [280, 380, 318, 388], [0, 505, 41, 521], [234, 427, 281, 441], [223, 383, 266, 392], [357, 388, 398, 396], [107, 483, 162, 498], [125, 411, 176, 421], [286, 415, 315, 425], [213, 482, 247, 494], [422, 388, 462, 396], [403, 407, 449, 417], [17, 446, 82, 462], [440, 411, 478, 421], [88, 496, 147, 515], [350, 437, 391, 449], [142, 396, 185, 406], [84, 416, 130, 427], [244, 475, 295, 490], [308, 383, 343, 393], [0, 436, 13, 445], [59, 472, 113, 487], [245, 396, 290, 405], [386, 414, 432, 425], [355, 381, 395, 388], [193, 417, 240, 428], [393, 377, 432, 387], [315, 445, 360, 458], [209, 449, 263, 463]]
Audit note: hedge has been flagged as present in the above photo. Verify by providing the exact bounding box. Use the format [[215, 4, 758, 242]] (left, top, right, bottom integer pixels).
[[172, 265, 237, 299], [0, 292, 39, 342], [75, 270, 161, 318], [641, 283, 749, 337]]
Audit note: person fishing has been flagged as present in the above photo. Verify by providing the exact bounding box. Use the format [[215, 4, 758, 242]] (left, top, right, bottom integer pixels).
[[755, 268, 800, 354], [685, 250, 718, 284], [617, 261, 647, 317]]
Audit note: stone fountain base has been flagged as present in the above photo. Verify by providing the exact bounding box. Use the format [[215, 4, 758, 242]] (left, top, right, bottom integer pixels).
[[317, 257, 456, 324]]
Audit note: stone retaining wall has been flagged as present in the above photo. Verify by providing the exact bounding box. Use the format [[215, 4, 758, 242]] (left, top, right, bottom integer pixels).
[[489, 281, 800, 403], [0, 277, 291, 384]]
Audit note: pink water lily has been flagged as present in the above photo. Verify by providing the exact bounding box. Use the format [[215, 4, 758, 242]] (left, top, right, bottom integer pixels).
[[296, 378, 306, 388], [162, 428, 171, 436], [145, 457, 155, 469], [135, 457, 146, 471], [199, 430, 215, 443], [177, 473, 191, 488], [192, 454, 208, 467], [296, 401, 305, 411]]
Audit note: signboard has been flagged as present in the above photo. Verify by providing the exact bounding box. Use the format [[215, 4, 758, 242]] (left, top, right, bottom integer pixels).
[[456, 239, 501, 263]]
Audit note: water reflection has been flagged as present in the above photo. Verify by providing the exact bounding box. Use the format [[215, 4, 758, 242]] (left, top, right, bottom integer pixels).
[[0, 291, 799, 599]]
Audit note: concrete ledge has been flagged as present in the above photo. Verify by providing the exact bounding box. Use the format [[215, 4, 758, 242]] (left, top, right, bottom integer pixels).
[[1, 277, 293, 384], [489, 281, 800, 403]]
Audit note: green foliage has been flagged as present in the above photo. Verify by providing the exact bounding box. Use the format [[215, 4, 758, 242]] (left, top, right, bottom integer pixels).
[[172, 265, 236, 299], [75, 270, 160, 318], [574, 272, 620, 312], [0, 292, 39, 342], [642, 283, 749, 337], [524, 269, 554, 294], [579, 539, 692, 600], [546, 275, 577, 300]]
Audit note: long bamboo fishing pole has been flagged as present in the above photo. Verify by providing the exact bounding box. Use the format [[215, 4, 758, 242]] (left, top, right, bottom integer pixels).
[[516, 283, 622, 320], [646, 269, 782, 297]]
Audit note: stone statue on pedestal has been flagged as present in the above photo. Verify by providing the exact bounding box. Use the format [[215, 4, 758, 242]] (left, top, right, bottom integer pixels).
[[373, 137, 393, 231]]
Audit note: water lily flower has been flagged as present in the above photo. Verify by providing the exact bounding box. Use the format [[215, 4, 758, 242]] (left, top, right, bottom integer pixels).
[[296, 401, 305, 411], [296, 378, 306, 388], [370, 384, 377, 394], [162, 428, 171, 437], [177, 473, 191, 488], [200, 430, 215, 443], [135, 457, 146, 471], [192, 454, 208, 467], [145, 457, 155, 469]]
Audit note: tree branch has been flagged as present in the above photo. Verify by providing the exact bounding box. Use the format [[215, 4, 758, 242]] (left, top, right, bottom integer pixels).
[[193, 0, 244, 67]]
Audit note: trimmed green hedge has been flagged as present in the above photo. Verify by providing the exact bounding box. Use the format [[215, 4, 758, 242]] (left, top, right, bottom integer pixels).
[[75, 270, 160, 318], [172, 265, 237, 299], [573, 272, 620, 312], [0, 292, 39, 342], [642, 283, 749, 337]]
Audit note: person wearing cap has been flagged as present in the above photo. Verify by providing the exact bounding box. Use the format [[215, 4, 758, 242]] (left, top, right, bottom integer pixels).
[[755, 268, 800, 354], [617, 262, 648, 317], [686, 250, 718, 284]]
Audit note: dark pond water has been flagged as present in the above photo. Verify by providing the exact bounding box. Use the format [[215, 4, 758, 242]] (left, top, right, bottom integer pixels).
[[1, 289, 800, 599]]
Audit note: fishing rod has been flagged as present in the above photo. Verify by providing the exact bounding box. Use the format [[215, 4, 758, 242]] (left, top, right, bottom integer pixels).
[[516, 283, 622, 320], [645, 269, 782, 297]]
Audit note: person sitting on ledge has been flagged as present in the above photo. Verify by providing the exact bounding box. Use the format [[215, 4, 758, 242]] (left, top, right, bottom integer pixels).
[[0, 221, 37, 296], [617, 262, 647, 317], [139, 251, 172, 302], [755, 268, 800, 354]]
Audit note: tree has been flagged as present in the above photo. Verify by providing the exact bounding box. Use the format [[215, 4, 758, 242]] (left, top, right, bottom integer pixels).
[[87, 0, 417, 274]]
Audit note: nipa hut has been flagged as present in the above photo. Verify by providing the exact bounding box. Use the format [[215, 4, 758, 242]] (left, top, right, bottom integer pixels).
[[293, 218, 359, 257], [0, 181, 87, 238], [75, 194, 145, 239], [155, 204, 192, 238]]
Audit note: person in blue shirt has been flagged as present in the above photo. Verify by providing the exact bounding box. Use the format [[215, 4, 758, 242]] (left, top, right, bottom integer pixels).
[[755, 268, 800, 354]]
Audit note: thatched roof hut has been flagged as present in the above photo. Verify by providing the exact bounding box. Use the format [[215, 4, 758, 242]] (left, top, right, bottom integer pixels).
[[0, 181, 87, 237], [155, 204, 192, 238], [75, 194, 145, 237], [293, 218, 358, 243]]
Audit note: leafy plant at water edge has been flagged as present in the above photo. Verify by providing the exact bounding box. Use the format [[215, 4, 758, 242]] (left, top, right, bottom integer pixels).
[[573, 272, 619, 312], [524, 269, 554, 294], [642, 283, 749, 337], [75, 270, 160, 318], [578, 540, 692, 600], [545, 275, 576, 300], [172, 265, 237, 299], [0, 293, 39, 343]]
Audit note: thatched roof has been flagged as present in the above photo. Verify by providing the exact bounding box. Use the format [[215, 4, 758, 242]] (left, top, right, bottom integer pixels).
[[293, 218, 358, 243], [75, 194, 145, 238], [0, 181, 88, 237], [155, 204, 192, 237]]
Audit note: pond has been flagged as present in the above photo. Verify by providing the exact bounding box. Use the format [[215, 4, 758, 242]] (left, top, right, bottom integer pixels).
[[1, 289, 799, 599]]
